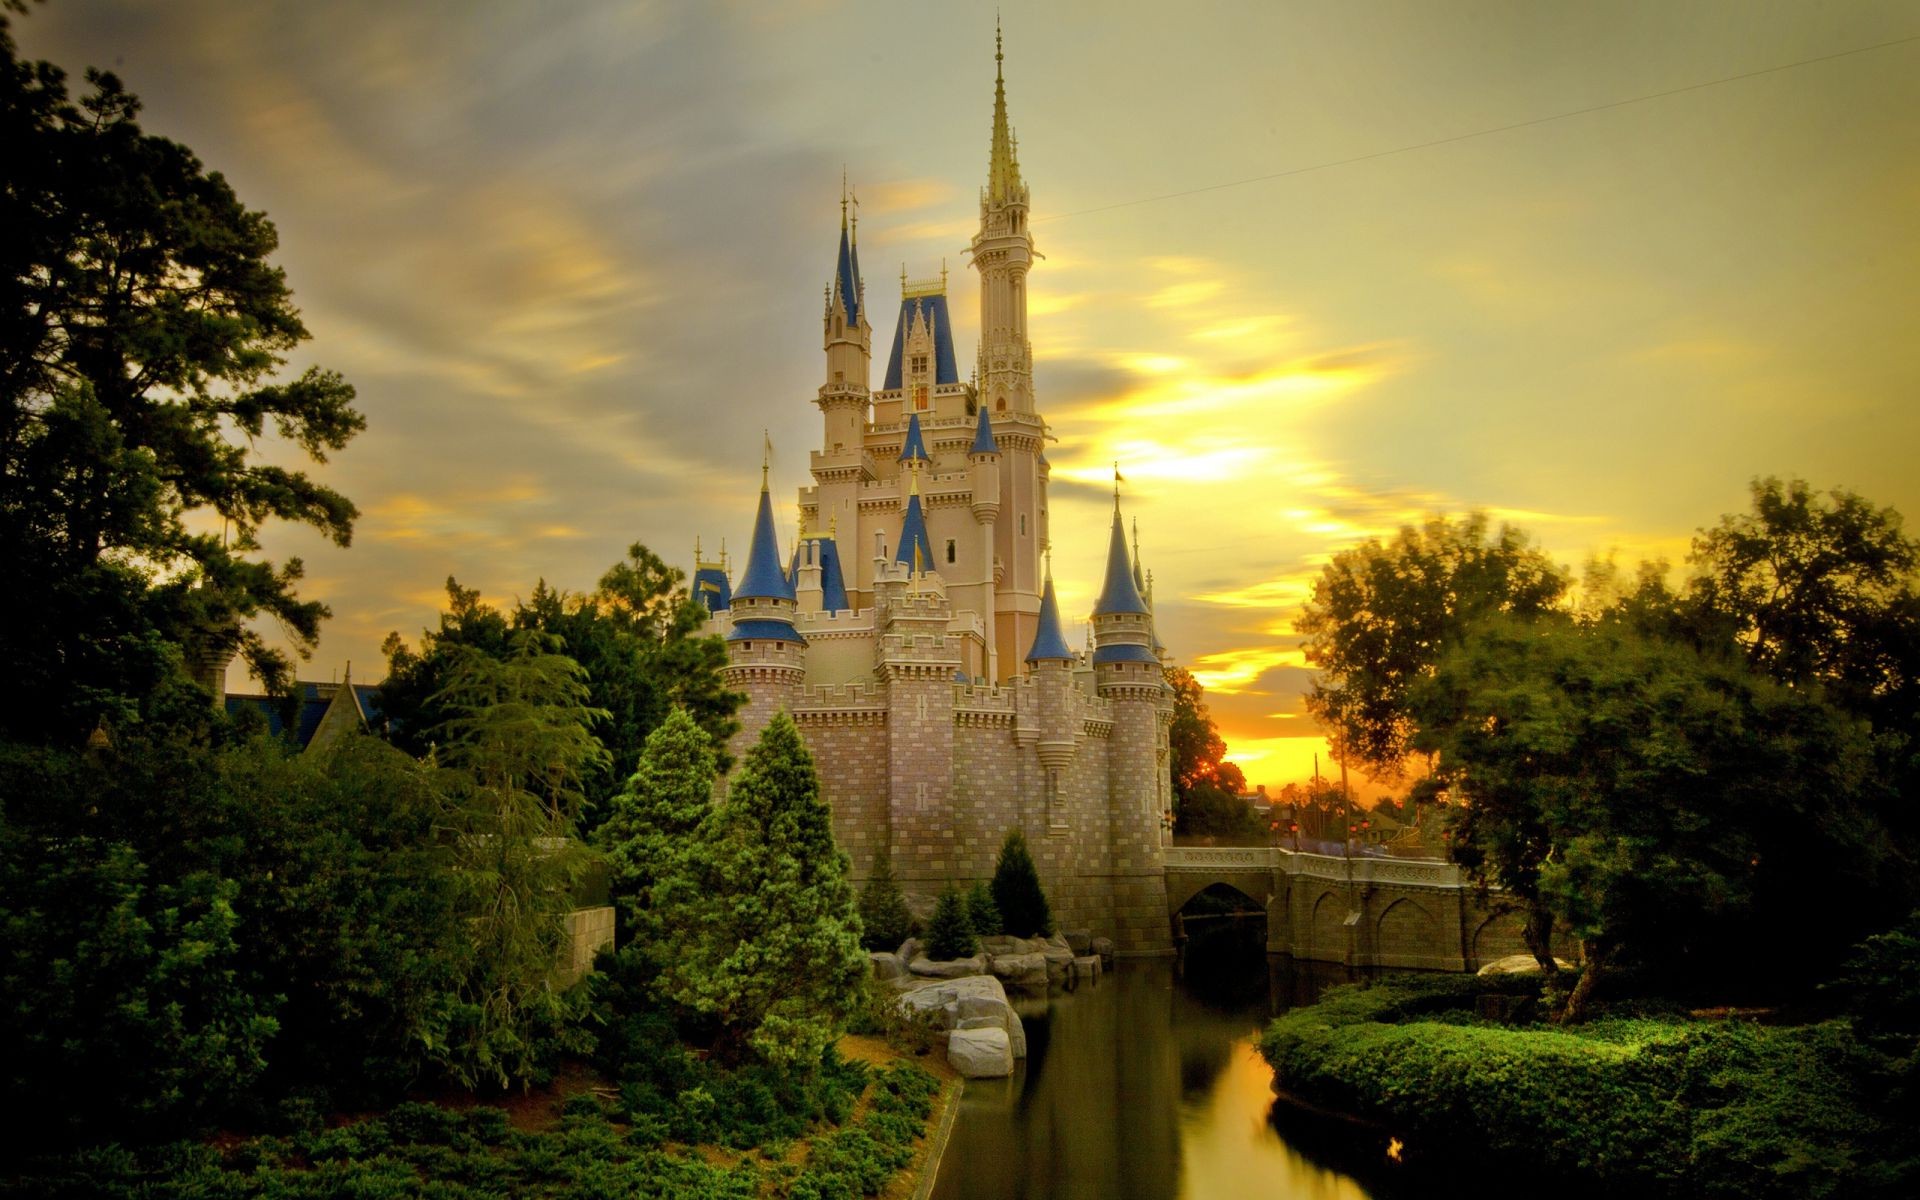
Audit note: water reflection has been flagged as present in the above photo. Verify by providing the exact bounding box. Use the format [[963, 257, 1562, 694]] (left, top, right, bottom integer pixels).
[[931, 945, 1378, 1200]]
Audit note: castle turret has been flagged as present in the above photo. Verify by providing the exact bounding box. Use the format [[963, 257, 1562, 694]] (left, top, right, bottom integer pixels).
[[723, 466, 807, 756], [895, 462, 934, 574], [1026, 568, 1076, 832], [969, 404, 1003, 680], [1091, 491, 1174, 952], [818, 189, 871, 456]]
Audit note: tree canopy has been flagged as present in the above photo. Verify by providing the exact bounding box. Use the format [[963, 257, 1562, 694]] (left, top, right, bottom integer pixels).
[[1167, 665, 1260, 840], [0, 19, 362, 738], [1298, 513, 1567, 779]]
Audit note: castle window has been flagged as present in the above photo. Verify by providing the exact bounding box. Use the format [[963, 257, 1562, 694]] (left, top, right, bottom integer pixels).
[[1019, 514, 1026, 535], [945, 539, 956, 564], [911, 354, 928, 375], [996, 397, 1006, 411]]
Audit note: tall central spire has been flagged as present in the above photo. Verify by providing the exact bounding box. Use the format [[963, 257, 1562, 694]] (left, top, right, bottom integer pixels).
[[988, 18, 1022, 206]]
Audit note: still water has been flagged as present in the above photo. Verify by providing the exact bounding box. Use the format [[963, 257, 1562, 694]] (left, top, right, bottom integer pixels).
[[931, 943, 1381, 1200]]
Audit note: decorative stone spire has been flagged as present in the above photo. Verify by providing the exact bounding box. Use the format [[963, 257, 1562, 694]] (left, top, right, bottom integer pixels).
[[987, 17, 1023, 207]]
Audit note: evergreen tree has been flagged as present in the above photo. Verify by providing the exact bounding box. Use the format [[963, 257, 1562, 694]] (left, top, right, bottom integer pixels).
[[598, 707, 717, 955], [660, 712, 865, 1068], [990, 829, 1054, 938], [925, 888, 978, 961], [965, 880, 1003, 938], [857, 852, 911, 952]]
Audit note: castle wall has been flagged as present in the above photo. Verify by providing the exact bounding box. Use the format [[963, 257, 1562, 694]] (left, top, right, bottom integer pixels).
[[796, 710, 891, 881]]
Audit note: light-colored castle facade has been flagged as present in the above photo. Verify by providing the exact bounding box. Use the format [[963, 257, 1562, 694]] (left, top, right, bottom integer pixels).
[[697, 36, 1174, 953]]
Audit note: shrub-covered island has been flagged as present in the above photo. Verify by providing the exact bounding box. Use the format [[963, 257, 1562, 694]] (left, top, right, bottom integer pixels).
[[1259, 953, 1920, 1200]]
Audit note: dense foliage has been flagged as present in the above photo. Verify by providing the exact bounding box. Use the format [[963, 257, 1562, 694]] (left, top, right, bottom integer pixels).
[[599, 707, 718, 951], [0, 16, 363, 737], [379, 547, 741, 832], [965, 879, 1003, 938], [1260, 973, 1919, 1199], [656, 712, 867, 1067], [989, 829, 1053, 938]]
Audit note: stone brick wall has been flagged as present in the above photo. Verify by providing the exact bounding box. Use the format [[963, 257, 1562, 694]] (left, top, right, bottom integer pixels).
[[797, 714, 891, 878]]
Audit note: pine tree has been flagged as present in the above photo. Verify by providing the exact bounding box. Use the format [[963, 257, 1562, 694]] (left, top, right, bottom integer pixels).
[[965, 880, 1003, 938], [990, 829, 1054, 938], [925, 888, 978, 961], [659, 712, 865, 1068], [857, 852, 911, 952], [597, 707, 717, 956]]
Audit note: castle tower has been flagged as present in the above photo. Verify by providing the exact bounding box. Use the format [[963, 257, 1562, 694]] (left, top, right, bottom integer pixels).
[[722, 465, 807, 759], [1091, 492, 1175, 952], [969, 404, 1003, 682], [970, 25, 1047, 681], [810, 193, 873, 609], [1026, 566, 1076, 833]]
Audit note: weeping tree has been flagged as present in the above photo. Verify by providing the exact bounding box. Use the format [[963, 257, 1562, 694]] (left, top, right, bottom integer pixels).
[[427, 631, 608, 1086]]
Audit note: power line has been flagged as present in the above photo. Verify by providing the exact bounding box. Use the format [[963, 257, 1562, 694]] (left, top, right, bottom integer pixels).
[[1038, 32, 1920, 224]]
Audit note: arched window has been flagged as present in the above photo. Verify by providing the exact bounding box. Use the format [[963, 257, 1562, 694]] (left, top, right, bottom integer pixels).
[[945, 539, 957, 564]]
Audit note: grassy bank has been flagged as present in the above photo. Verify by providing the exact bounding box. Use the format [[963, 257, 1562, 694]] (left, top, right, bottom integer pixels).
[[0, 1040, 949, 1200], [1258, 975, 1918, 1199]]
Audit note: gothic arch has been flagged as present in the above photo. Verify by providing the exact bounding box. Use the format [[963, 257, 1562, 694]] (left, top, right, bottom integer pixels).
[[1307, 890, 1346, 957], [1376, 897, 1440, 955]]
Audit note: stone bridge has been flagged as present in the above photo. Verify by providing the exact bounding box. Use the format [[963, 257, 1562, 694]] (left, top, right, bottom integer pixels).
[[1163, 846, 1539, 971]]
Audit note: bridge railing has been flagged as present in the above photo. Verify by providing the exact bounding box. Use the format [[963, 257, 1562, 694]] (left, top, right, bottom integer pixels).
[[1163, 846, 1464, 889]]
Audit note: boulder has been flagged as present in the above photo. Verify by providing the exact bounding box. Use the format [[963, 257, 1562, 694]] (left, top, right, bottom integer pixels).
[[1064, 929, 1093, 956], [1091, 936, 1115, 965], [1040, 944, 1076, 984], [947, 1027, 1014, 1078], [910, 954, 987, 979], [868, 951, 906, 981], [989, 951, 1050, 994], [896, 937, 922, 963], [1073, 955, 1103, 981], [978, 935, 1023, 957], [897, 974, 1026, 1060]]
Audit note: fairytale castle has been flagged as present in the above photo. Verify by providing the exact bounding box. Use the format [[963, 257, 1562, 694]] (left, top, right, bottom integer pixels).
[[695, 34, 1174, 954]]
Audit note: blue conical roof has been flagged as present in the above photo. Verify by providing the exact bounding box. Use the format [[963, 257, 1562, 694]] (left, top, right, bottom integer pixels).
[[895, 491, 934, 572], [1093, 504, 1150, 616], [969, 405, 999, 456], [898, 412, 930, 463], [817, 535, 850, 613], [735, 484, 796, 602], [1026, 574, 1073, 664], [833, 217, 859, 326]]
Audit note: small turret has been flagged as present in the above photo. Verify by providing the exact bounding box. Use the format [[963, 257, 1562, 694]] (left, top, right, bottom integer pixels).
[[693, 536, 732, 614], [898, 411, 931, 467], [895, 465, 934, 574], [722, 460, 808, 762], [1027, 566, 1076, 832], [818, 185, 871, 457]]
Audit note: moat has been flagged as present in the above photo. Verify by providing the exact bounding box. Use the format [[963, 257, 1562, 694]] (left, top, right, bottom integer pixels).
[[931, 939, 1385, 1200]]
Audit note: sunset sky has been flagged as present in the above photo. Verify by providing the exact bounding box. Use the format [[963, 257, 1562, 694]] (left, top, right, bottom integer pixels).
[[20, 2, 1920, 792]]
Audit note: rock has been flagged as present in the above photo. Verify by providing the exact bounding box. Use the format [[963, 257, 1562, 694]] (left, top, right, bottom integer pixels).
[[869, 951, 906, 981], [1040, 944, 1076, 983], [956, 1014, 1000, 1032], [1044, 932, 1073, 953], [1064, 929, 1093, 956], [989, 951, 1049, 994], [947, 1027, 1014, 1078], [978, 935, 1022, 957], [897, 974, 1026, 1060], [1073, 955, 1102, 981], [896, 937, 921, 963], [1091, 937, 1115, 965], [1476, 953, 1574, 977], [910, 954, 987, 979]]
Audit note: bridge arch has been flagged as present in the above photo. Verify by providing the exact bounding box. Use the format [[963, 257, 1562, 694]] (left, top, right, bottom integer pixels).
[[1164, 870, 1273, 915], [1375, 896, 1441, 961]]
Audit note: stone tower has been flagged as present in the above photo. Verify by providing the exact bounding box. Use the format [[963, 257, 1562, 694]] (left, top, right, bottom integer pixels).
[[721, 470, 806, 759]]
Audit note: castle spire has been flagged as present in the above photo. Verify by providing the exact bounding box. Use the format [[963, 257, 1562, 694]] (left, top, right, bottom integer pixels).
[[987, 17, 1023, 206], [735, 465, 795, 603], [832, 185, 860, 327], [895, 463, 934, 572], [1025, 562, 1073, 664], [1093, 500, 1150, 616]]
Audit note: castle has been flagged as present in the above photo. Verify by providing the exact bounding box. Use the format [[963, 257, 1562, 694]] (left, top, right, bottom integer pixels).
[[696, 33, 1174, 954]]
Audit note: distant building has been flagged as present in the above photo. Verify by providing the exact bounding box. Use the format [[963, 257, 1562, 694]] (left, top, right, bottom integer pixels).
[[224, 672, 384, 753]]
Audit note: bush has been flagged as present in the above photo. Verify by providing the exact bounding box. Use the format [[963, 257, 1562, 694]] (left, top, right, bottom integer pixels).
[[1259, 975, 1917, 1199], [856, 853, 911, 951], [965, 881, 1002, 937], [989, 829, 1052, 938], [924, 888, 977, 961]]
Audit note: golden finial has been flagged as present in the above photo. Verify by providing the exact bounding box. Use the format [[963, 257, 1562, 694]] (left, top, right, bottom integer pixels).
[[849, 185, 859, 245], [900, 262, 908, 292], [840, 166, 848, 227], [996, 11, 1003, 71], [762, 430, 772, 489], [1113, 461, 1122, 508], [940, 258, 948, 289], [829, 511, 838, 538]]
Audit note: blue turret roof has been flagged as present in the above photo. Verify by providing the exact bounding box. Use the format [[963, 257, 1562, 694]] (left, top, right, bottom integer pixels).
[[833, 217, 859, 326], [816, 535, 850, 613], [896, 490, 934, 572], [1093, 504, 1151, 616], [693, 565, 732, 613], [969, 405, 999, 456], [1025, 574, 1074, 664], [735, 483, 796, 602], [898, 413, 930, 463], [882, 293, 961, 389]]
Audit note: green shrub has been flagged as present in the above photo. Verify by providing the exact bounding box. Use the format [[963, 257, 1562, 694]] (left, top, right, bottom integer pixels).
[[965, 881, 1002, 937], [924, 888, 977, 961], [856, 854, 912, 951], [989, 829, 1052, 938]]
